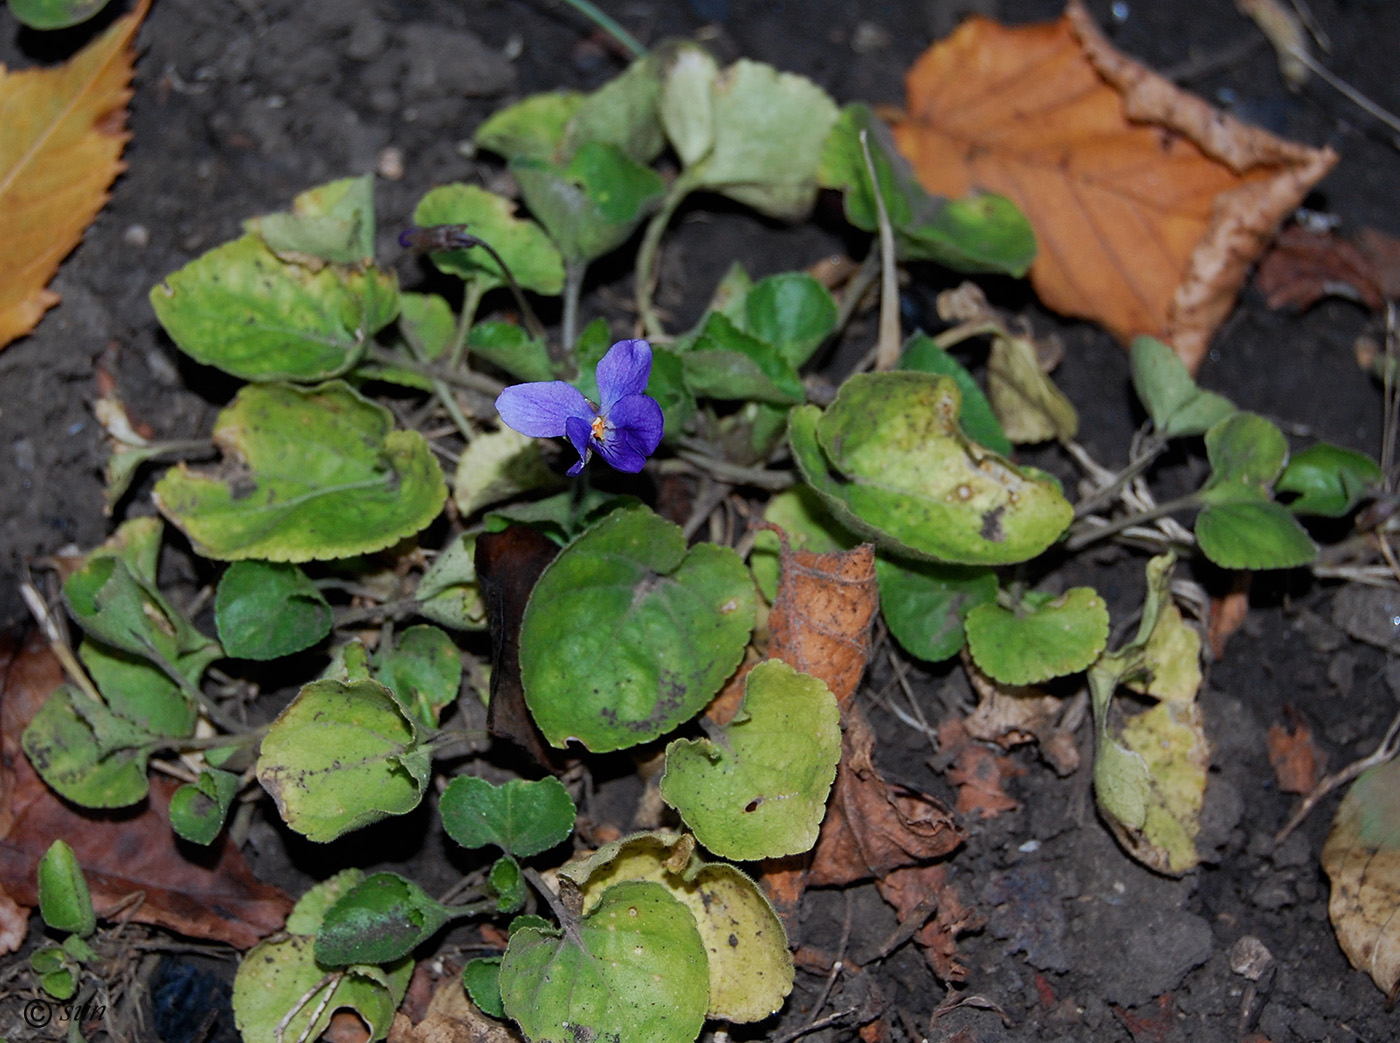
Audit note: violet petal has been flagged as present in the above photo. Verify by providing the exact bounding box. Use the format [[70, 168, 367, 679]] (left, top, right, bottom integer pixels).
[[564, 414, 594, 476], [496, 382, 592, 438], [596, 433, 648, 473], [608, 394, 665, 456], [595, 339, 653, 410]]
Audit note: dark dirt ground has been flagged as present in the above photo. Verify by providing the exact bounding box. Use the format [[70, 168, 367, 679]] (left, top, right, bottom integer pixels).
[[4, 0, 1400, 1041]]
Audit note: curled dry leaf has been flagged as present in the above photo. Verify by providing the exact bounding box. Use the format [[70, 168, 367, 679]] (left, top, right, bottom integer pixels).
[[0, 630, 292, 949], [889, 0, 1337, 372], [808, 705, 964, 886], [963, 651, 1080, 776]]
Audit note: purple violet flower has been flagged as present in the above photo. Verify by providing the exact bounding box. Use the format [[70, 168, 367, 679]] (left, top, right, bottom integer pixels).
[[495, 338, 665, 476]]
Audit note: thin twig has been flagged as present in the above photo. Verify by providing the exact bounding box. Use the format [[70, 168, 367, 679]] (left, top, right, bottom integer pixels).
[[770, 1007, 860, 1043], [1274, 708, 1400, 846]]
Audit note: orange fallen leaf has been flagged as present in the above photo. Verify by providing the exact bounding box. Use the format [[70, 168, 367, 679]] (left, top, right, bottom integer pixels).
[[0, 629, 291, 949], [0, 0, 148, 349], [890, 0, 1336, 372], [1267, 711, 1324, 795]]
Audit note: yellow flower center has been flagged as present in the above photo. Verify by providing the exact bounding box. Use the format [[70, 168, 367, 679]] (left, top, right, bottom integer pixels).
[[590, 415, 607, 441]]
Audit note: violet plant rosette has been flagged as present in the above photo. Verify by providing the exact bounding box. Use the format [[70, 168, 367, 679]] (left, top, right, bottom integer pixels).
[[495, 338, 664, 475]]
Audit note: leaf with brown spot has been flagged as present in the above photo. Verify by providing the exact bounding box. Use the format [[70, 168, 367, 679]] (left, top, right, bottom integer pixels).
[[889, 0, 1336, 372], [762, 524, 877, 709], [0, 0, 149, 349], [0, 630, 291, 949], [1267, 712, 1324, 795]]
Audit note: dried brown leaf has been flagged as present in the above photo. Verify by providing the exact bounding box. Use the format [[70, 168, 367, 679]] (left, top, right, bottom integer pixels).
[[0, 0, 149, 348], [890, 0, 1336, 372], [1267, 713, 1324, 795], [763, 525, 878, 709]]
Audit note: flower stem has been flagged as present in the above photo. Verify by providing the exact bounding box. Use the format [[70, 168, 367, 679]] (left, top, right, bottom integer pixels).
[[562, 259, 588, 364], [635, 171, 698, 341], [448, 281, 486, 369], [556, 0, 647, 58]]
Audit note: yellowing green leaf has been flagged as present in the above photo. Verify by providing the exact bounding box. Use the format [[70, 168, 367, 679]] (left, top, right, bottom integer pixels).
[[0, 0, 148, 349], [559, 831, 794, 1023], [1322, 755, 1400, 997]]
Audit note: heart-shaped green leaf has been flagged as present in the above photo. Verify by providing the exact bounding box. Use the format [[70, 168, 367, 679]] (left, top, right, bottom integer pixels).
[[439, 775, 577, 858], [1195, 500, 1317, 570], [462, 957, 506, 1018], [500, 881, 708, 1043], [1129, 336, 1236, 438], [965, 587, 1109, 685], [234, 870, 412, 1043], [520, 505, 754, 752], [245, 174, 377, 265], [150, 234, 397, 382], [742, 272, 837, 369], [789, 373, 1072, 565], [371, 625, 462, 729], [154, 381, 446, 563], [876, 555, 997, 663], [660, 47, 838, 221], [512, 142, 665, 264], [681, 312, 805, 405], [215, 561, 332, 661], [1276, 442, 1382, 517], [412, 184, 564, 294], [660, 660, 840, 860], [256, 679, 431, 842], [22, 685, 153, 808], [79, 640, 197, 738]]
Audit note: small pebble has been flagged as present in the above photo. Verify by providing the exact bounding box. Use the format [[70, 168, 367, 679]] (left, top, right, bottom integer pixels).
[[851, 21, 891, 54], [376, 146, 404, 181], [123, 224, 150, 249], [1230, 935, 1274, 980]]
